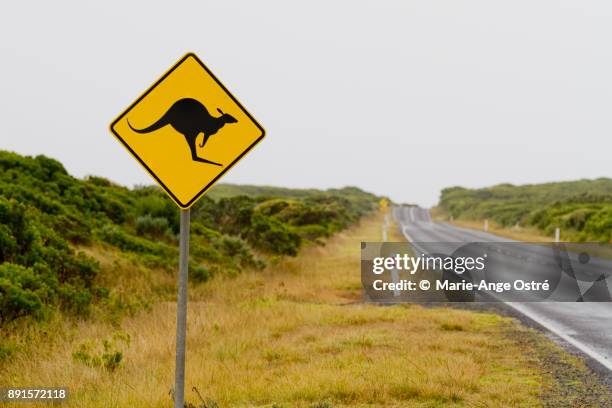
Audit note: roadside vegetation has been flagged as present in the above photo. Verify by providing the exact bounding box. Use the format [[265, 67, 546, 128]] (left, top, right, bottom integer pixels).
[[437, 178, 612, 242], [0, 150, 377, 337], [2, 151, 609, 407], [3, 211, 588, 407]]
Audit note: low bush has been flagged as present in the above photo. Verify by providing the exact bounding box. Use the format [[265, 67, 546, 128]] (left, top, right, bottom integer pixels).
[[72, 332, 130, 372], [135, 214, 171, 237], [0, 150, 379, 325], [248, 213, 301, 256], [0, 264, 47, 323], [439, 179, 612, 242]]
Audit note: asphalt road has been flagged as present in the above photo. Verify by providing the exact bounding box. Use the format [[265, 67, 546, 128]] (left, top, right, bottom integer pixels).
[[393, 205, 612, 372]]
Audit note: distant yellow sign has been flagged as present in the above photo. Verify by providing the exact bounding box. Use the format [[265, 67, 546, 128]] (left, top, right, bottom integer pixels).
[[379, 198, 389, 211], [110, 53, 265, 208]]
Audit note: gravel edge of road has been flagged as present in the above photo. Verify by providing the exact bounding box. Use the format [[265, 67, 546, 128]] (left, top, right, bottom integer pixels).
[[449, 302, 612, 407]]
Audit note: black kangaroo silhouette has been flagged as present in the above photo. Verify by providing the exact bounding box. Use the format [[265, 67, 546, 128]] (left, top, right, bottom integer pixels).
[[128, 98, 237, 166]]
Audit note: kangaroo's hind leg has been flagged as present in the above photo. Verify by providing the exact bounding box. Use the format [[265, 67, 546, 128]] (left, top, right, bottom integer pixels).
[[199, 133, 211, 148], [186, 133, 222, 166]]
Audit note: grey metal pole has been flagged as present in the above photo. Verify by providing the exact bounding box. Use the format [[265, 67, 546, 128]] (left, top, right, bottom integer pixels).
[[174, 209, 190, 408]]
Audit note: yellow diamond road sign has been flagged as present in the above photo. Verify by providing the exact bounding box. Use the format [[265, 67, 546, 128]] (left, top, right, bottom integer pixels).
[[110, 53, 265, 208]]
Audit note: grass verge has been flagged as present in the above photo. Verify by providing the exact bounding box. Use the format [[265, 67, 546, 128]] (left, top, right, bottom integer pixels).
[[1, 211, 603, 407]]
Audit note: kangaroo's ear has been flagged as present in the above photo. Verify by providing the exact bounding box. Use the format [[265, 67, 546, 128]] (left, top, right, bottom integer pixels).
[[217, 108, 224, 115]]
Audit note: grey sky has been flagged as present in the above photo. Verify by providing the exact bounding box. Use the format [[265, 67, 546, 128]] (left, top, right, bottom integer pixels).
[[1, 1, 610, 206]]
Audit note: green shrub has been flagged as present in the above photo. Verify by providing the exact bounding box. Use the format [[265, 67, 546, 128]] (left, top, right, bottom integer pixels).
[[0, 193, 100, 323], [97, 224, 173, 256], [248, 214, 301, 256], [191, 264, 213, 283], [57, 282, 94, 316], [0, 342, 16, 362], [72, 332, 130, 372], [295, 224, 330, 241], [0, 264, 47, 323], [48, 213, 92, 244], [135, 214, 170, 237], [583, 208, 612, 242], [207, 196, 256, 235], [215, 235, 265, 269]]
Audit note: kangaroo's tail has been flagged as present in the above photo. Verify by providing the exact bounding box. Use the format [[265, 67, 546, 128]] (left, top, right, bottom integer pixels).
[[127, 113, 169, 134]]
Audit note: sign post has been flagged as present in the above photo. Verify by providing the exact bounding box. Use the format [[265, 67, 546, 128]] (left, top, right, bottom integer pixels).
[[109, 52, 265, 407], [174, 209, 190, 407]]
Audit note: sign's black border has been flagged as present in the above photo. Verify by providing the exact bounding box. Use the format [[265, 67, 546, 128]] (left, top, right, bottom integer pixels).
[[109, 52, 266, 209]]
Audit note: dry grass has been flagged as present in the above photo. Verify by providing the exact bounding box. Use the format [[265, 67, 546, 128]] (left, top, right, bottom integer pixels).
[[0, 211, 546, 407]]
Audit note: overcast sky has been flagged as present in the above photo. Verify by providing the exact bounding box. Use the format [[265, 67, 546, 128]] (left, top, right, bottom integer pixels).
[[1, 1, 611, 206]]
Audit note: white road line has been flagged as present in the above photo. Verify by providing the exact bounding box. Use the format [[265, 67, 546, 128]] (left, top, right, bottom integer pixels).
[[396, 206, 612, 373], [507, 302, 612, 372]]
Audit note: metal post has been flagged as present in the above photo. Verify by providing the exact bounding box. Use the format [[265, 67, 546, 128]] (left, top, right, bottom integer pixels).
[[555, 227, 560, 243], [391, 267, 400, 297], [382, 218, 388, 242], [484, 219, 489, 232], [174, 209, 190, 408]]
